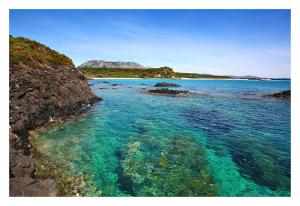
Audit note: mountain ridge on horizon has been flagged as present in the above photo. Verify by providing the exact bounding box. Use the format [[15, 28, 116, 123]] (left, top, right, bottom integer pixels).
[[77, 59, 290, 80], [78, 60, 146, 69]]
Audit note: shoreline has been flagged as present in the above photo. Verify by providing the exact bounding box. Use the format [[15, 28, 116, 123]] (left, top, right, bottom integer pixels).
[[27, 109, 98, 196], [90, 77, 289, 81]]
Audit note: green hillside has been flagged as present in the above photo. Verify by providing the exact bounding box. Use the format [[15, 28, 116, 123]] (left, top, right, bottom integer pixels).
[[10, 35, 74, 69], [78, 66, 230, 79]]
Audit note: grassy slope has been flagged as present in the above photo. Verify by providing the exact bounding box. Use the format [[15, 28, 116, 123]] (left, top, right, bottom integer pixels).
[[10, 35, 74, 69], [79, 67, 175, 78], [78, 67, 230, 79]]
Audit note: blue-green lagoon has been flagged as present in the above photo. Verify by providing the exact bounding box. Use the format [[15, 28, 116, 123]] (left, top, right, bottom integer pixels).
[[31, 79, 291, 196]]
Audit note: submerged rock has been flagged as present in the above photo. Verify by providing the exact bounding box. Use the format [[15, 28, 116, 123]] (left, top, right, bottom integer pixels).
[[266, 90, 291, 99], [182, 106, 290, 192], [145, 88, 189, 96], [116, 135, 218, 196], [154, 82, 181, 87]]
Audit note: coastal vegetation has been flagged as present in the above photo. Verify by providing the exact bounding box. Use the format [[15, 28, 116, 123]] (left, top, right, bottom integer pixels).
[[78, 66, 230, 79], [174, 72, 229, 79], [10, 35, 74, 69]]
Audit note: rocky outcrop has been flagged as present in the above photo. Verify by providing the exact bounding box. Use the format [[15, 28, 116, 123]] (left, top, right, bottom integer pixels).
[[9, 65, 100, 135], [9, 36, 101, 196], [154, 82, 181, 87], [145, 88, 189, 96], [267, 90, 291, 99], [78, 60, 145, 69], [10, 177, 57, 197], [9, 133, 57, 196]]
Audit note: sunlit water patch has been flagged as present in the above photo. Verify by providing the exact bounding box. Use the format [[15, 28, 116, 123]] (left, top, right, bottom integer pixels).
[[32, 79, 290, 196]]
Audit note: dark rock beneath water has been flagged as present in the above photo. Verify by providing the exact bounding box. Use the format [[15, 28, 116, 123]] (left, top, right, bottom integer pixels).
[[154, 82, 181, 87], [145, 88, 189, 96], [182, 107, 232, 134], [267, 90, 291, 99], [116, 136, 218, 196]]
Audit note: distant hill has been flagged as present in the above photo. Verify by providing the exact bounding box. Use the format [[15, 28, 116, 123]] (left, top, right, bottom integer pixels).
[[77, 60, 231, 79], [228, 75, 290, 80], [78, 60, 145, 69], [78, 66, 175, 78], [229, 75, 261, 79], [78, 66, 230, 79]]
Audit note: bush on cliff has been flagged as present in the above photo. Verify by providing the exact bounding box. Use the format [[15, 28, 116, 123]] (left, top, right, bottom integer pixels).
[[10, 35, 74, 69]]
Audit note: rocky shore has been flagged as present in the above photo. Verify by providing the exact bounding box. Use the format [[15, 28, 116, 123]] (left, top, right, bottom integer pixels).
[[145, 88, 190, 96], [154, 82, 181, 87], [9, 36, 101, 196], [268, 90, 291, 99]]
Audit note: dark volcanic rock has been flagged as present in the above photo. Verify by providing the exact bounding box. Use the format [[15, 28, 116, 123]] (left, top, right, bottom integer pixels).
[[154, 82, 181, 87], [9, 65, 101, 134], [267, 90, 291, 99], [9, 36, 102, 196], [9, 132, 57, 197], [145, 88, 189, 96], [10, 150, 35, 178], [10, 177, 57, 197]]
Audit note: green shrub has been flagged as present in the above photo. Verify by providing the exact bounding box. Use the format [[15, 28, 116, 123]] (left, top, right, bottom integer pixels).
[[9, 35, 74, 69]]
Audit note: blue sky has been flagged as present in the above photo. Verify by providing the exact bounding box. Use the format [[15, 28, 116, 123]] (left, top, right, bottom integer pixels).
[[10, 10, 290, 78]]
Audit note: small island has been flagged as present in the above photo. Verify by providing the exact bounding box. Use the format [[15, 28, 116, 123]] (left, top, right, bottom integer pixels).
[[154, 82, 181, 87], [267, 90, 291, 99], [145, 88, 190, 96]]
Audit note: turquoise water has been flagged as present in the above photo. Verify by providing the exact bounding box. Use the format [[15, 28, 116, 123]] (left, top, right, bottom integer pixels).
[[33, 79, 291, 196]]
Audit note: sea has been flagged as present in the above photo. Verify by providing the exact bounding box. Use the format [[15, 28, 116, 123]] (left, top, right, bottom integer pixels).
[[32, 79, 291, 196]]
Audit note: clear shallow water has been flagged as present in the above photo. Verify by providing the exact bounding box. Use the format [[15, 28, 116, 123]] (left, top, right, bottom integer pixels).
[[33, 79, 291, 196]]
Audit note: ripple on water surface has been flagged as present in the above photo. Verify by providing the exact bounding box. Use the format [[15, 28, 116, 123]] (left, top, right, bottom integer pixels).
[[32, 79, 291, 196]]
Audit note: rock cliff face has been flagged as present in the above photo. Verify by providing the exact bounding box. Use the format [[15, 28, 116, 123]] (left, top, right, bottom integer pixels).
[[9, 36, 101, 196], [78, 60, 145, 69]]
